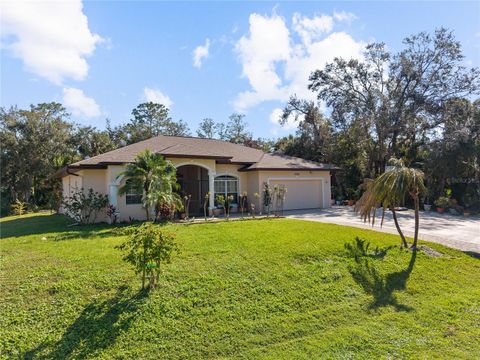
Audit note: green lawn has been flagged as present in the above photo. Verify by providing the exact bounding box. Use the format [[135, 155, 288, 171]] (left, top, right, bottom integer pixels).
[[1, 213, 479, 359]]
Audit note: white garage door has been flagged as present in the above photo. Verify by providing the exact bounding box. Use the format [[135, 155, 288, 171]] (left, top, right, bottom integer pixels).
[[270, 179, 323, 210]]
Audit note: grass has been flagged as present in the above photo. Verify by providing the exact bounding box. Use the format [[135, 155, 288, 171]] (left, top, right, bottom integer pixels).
[[1, 212, 479, 359]]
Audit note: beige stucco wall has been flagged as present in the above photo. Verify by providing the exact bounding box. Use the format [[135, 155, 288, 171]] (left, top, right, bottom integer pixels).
[[60, 169, 109, 221], [82, 169, 107, 194], [246, 171, 260, 211], [106, 165, 147, 222], [60, 173, 83, 214]]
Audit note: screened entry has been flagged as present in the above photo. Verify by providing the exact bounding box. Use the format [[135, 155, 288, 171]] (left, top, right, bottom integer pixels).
[[176, 165, 209, 215]]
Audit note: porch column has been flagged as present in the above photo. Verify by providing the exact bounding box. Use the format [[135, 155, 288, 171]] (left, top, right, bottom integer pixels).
[[109, 184, 118, 208], [208, 170, 215, 215]]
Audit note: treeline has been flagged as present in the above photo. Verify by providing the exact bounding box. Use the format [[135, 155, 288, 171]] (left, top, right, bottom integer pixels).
[[1, 28, 479, 215]]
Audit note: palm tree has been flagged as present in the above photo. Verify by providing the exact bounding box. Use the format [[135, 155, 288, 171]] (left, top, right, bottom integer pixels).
[[147, 169, 183, 221], [355, 158, 426, 249], [118, 150, 180, 221]]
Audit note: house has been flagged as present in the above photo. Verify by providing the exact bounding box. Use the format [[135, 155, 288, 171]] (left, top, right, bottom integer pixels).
[[59, 135, 338, 221]]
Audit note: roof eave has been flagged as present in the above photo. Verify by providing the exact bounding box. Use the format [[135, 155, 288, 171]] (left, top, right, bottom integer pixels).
[[238, 167, 338, 172]]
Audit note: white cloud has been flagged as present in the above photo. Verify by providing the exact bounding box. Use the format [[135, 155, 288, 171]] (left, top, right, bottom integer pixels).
[[269, 107, 300, 131], [292, 13, 333, 45], [62, 87, 101, 118], [234, 13, 291, 111], [1, 0, 103, 85], [143, 87, 173, 108], [193, 38, 210, 68], [333, 11, 358, 23], [233, 11, 365, 114]]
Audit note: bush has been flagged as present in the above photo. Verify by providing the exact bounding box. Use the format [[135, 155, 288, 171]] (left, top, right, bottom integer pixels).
[[62, 188, 108, 224], [10, 199, 27, 216], [434, 196, 451, 208], [263, 182, 272, 215], [155, 202, 175, 221], [116, 223, 178, 290], [106, 204, 119, 224]]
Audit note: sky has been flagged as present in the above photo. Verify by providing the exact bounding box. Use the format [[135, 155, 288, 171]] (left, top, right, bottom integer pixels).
[[1, 1, 479, 139]]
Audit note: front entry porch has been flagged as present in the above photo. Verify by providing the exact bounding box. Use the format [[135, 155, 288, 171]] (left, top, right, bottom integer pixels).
[[176, 165, 214, 215]]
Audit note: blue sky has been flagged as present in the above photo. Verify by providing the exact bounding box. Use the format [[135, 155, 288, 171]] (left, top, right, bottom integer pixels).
[[1, 1, 479, 138]]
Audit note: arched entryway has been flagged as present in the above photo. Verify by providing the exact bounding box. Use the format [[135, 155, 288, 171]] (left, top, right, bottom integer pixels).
[[176, 165, 210, 215]]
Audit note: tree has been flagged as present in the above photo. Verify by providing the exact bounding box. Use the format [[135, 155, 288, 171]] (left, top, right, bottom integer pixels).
[[0, 103, 75, 207], [73, 125, 116, 158], [119, 103, 191, 144], [117, 222, 178, 290], [146, 164, 183, 222], [223, 113, 252, 144], [118, 150, 179, 221], [162, 119, 190, 137], [424, 98, 480, 207], [197, 118, 216, 138], [309, 28, 480, 176], [355, 158, 426, 249], [278, 96, 333, 163]]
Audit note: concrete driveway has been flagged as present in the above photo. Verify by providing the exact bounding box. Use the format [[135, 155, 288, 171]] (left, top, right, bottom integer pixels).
[[285, 206, 480, 254]]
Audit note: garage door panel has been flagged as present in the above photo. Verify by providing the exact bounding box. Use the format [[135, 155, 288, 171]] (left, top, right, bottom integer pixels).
[[270, 179, 323, 210]]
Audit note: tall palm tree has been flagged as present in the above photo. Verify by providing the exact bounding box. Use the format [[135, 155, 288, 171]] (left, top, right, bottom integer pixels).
[[118, 150, 180, 221], [355, 158, 426, 249]]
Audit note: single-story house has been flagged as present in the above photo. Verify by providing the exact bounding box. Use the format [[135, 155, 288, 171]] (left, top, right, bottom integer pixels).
[[59, 135, 338, 221]]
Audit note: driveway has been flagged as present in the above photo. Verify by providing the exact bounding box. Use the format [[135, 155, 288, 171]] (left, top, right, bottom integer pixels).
[[285, 206, 480, 254]]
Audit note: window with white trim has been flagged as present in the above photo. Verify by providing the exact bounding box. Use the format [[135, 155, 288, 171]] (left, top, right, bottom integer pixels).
[[125, 181, 143, 205], [214, 175, 238, 204]]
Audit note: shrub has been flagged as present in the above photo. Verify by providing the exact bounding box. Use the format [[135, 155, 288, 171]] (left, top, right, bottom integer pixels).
[[182, 195, 191, 219], [272, 185, 287, 216], [10, 199, 27, 216], [62, 188, 109, 224], [155, 202, 176, 221], [239, 191, 248, 218], [226, 195, 234, 220], [434, 196, 451, 208], [106, 204, 119, 224], [203, 192, 210, 221], [116, 222, 178, 290], [263, 183, 272, 216], [216, 194, 225, 216]]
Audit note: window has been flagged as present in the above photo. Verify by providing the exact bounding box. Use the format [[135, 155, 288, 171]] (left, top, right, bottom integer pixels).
[[214, 175, 238, 205], [125, 181, 143, 205]]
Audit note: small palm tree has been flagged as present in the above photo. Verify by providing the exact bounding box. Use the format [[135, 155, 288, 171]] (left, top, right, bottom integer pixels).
[[355, 158, 426, 249], [118, 150, 180, 221]]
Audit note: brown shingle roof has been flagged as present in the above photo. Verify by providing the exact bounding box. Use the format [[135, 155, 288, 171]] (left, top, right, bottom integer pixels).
[[240, 153, 338, 171], [69, 135, 338, 171]]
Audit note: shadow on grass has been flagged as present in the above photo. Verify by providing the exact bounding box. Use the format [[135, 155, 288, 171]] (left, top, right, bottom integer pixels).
[[25, 286, 148, 359], [1, 213, 69, 238], [345, 237, 416, 312], [0, 213, 132, 240]]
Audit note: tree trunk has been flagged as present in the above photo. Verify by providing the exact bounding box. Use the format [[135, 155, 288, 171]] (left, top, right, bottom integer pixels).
[[391, 207, 408, 248], [412, 194, 420, 249]]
